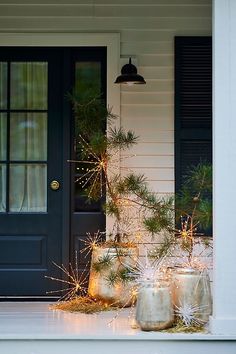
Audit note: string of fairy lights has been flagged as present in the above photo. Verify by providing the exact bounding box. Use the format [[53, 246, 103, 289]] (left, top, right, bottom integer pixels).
[[45, 119, 212, 331], [46, 228, 212, 330], [68, 134, 136, 199]]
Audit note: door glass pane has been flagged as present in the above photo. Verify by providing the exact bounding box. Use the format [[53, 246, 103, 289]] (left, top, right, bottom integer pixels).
[[10, 62, 48, 110], [0, 113, 7, 160], [10, 113, 47, 161], [75, 62, 101, 95], [0, 62, 7, 109], [0, 164, 6, 212], [9, 164, 47, 212], [74, 61, 102, 212]]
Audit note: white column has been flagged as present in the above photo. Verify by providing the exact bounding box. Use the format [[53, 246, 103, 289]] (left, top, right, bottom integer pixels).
[[210, 0, 236, 335]]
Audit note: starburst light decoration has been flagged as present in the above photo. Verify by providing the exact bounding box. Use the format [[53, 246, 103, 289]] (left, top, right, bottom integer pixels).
[[80, 231, 105, 258], [175, 215, 200, 241], [126, 250, 167, 283], [45, 252, 88, 301], [175, 301, 206, 327], [68, 134, 135, 198], [174, 214, 213, 266]]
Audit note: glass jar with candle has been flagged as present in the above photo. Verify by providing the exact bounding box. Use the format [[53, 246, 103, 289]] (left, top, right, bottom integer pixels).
[[135, 278, 174, 331], [171, 267, 212, 323], [88, 246, 138, 307]]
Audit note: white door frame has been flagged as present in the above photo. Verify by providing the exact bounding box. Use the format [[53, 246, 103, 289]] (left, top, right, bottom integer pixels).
[[0, 32, 120, 117], [0, 32, 121, 261]]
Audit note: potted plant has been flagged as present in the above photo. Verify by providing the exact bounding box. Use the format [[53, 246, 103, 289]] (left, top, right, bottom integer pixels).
[[175, 163, 212, 264], [69, 91, 173, 306], [140, 162, 213, 326], [172, 163, 213, 324]]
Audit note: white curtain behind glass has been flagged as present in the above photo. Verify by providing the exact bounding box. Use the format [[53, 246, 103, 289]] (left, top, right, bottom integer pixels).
[[0, 164, 6, 212], [0, 62, 7, 212], [9, 62, 48, 212], [0, 114, 6, 211], [10, 164, 47, 212]]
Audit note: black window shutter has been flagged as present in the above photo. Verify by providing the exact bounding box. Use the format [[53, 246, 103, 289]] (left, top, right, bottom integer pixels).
[[175, 36, 212, 191]]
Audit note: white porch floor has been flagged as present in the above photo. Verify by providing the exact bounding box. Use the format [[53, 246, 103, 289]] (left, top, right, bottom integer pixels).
[[0, 302, 236, 354]]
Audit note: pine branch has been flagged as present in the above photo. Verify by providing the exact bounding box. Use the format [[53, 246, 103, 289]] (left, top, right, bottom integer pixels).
[[117, 267, 135, 284], [69, 92, 178, 242], [92, 254, 113, 273], [143, 214, 173, 234], [176, 163, 212, 231], [184, 163, 212, 194], [103, 200, 120, 218], [149, 234, 176, 260], [105, 270, 119, 286], [108, 127, 138, 150], [68, 91, 116, 141], [115, 173, 147, 195], [197, 199, 212, 229], [88, 133, 107, 156]]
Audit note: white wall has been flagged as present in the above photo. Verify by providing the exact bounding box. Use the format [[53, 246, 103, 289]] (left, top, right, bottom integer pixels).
[[0, 0, 212, 196]]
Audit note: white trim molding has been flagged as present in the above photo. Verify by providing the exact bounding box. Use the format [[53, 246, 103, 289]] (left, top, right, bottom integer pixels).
[[0, 32, 121, 235], [0, 32, 120, 117], [210, 0, 236, 335]]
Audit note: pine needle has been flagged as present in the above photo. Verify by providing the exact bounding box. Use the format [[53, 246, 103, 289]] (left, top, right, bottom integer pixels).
[[161, 320, 206, 333], [50, 296, 118, 314]]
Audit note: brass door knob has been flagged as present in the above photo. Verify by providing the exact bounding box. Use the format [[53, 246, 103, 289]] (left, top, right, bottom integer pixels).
[[50, 180, 60, 191]]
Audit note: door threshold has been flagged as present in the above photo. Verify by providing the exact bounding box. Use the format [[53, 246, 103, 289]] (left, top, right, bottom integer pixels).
[[0, 296, 59, 302]]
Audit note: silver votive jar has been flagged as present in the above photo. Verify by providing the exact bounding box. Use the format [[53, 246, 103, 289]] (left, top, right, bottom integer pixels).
[[135, 279, 174, 331], [171, 267, 212, 323], [88, 246, 137, 307]]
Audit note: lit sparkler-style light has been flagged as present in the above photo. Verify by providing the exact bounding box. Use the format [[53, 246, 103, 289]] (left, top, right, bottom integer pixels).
[[126, 250, 167, 283], [175, 301, 206, 327], [45, 252, 88, 301], [80, 231, 105, 258], [68, 135, 106, 197], [175, 215, 199, 241], [180, 259, 213, 273], [68, 134, 136, 198]]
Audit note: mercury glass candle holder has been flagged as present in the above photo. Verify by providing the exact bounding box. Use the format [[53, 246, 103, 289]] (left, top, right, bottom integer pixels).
[[171, 267, 212, 323], [135, 278, 174, 331]]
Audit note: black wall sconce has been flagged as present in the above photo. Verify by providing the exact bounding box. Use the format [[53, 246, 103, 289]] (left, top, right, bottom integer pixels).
[[114, 57, 146, 85]]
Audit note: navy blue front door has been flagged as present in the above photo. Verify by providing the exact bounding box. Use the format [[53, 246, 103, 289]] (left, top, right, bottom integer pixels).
[[0, 47, 106, 297]]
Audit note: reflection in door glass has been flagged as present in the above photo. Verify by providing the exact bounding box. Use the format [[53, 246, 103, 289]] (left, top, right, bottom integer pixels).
[[9, 164, 47, 212], [74, 61, 102, 212], [0, 164, 6, 212], [10, 62, 48, 110], [10, 113, 47, 161], [0, 62, 7, 109], [0, 113, 7, 161], [75, 62, 101, 95]]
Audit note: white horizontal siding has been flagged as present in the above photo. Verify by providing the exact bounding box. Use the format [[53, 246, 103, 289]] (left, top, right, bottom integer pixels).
[[146, 180, 175, 193], [121, 106, 174, 120], [122, 92, 173, 105], [125, 142, 173, 155], [130, 167, 174, 180], [121, 155, 174, 168], [122, 80, 174, 92], [121, 125, 174, 142], [0, 0, 212, 197]]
